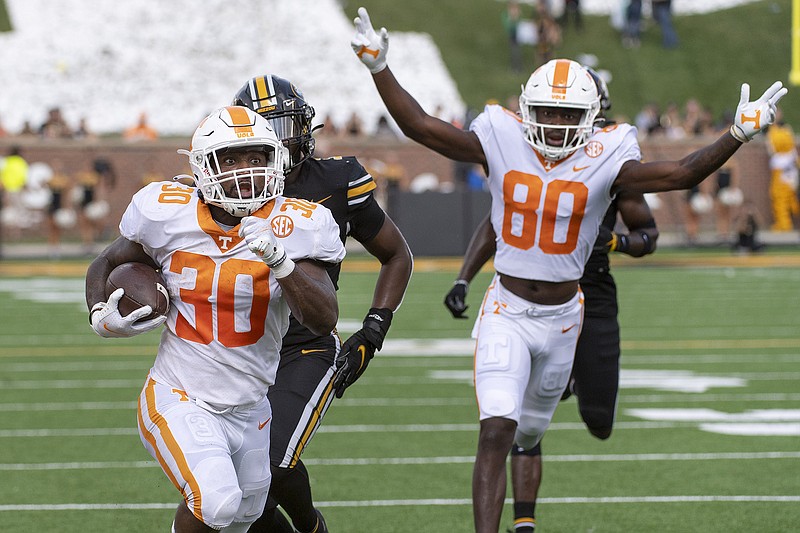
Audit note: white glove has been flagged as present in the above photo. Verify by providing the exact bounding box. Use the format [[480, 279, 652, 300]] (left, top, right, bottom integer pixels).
[[730, 81, 788, 143], [90, 288, 167, 338], [238, 216, 295, 278], [351, 7, 389, 74]]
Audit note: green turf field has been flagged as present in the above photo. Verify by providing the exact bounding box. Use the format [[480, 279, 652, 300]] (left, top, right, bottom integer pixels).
[[1, 252, 799, 532]]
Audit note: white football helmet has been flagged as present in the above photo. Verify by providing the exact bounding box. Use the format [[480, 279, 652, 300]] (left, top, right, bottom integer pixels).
[[179, 106, 289, 217], [519, 59, 601, 160]]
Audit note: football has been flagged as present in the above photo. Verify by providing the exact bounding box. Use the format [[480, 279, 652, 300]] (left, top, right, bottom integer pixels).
[[105, 262, 170, 320]]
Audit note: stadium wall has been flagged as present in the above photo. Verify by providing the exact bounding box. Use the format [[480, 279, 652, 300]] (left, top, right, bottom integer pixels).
[[0, 137, 781, 255]]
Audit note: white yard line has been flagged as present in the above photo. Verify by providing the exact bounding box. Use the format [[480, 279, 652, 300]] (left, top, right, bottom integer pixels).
[[2, 494, 799, 512], [0, 421, 772, 438], [2, 393, 799, 412], [4, 451, 800, 472]]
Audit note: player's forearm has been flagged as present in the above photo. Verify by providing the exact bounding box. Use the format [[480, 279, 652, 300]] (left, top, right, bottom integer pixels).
[[280, 263, 339, 335], [85, 257, 114, 310], [458, 217, 496, 282], [372, 67, 430, 141], [674, 132, 742, 190], [372, 68, 475, 161], [85, 237, 154, 309], [458, 239, 495, 282], [617, 133, 742, 195], [371, 253, 413, 311]]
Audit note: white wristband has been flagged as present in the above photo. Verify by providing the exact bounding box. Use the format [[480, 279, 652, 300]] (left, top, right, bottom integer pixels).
[[370, 62, 387, 75], [729, 124, 748, 143], [271, 256, 296, 279]]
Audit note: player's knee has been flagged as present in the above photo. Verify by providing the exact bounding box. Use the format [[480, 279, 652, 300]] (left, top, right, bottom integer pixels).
[[200, 485, 243, 529], [480, 389, 518, 419], [233, 487, 269, 529], [511, 442, 541, 457], [234, 449, 271, 524], [516, 410, 552, 449], [478, 417, 517, 451], [514, 429, 542, 451], [190, 456, 246, 528]]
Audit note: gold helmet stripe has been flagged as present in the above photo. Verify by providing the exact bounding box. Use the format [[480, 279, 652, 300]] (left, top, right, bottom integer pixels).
[[551, 59, 571, 99], [225, 106, 255, 137], [252, 75, 277, 110]]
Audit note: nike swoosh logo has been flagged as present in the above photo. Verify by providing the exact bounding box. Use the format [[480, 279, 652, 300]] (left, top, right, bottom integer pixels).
[[301, 349, 326, 355], [357, 345, 367, 371], [573, 165, 590, 172], [258, 417, 271, 430], [315, 195, 332, 204], [561, 324, 577, 334]]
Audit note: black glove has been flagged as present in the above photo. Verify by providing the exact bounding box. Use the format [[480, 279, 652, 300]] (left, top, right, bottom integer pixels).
[[444, 280, 469, 319], [333, 307, 392, 398], [593, 226, 615, 254]]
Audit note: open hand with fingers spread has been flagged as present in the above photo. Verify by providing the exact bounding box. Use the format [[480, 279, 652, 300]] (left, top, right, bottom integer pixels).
[[730, 81, 788, 143], [351, 7, 389, 74]]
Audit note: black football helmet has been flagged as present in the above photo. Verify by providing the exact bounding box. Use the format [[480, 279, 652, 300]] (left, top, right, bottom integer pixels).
[[232, 74, 316, 172]]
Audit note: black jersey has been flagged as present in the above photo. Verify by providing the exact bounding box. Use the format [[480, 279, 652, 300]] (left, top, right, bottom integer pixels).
[[582, 201, 619, 318], [281, 156, 386, 346]]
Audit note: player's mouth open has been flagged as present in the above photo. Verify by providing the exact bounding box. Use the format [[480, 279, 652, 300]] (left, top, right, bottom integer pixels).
[[236, 181, 254, 198]]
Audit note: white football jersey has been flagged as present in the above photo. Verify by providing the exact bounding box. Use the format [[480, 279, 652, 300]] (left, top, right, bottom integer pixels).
[[470, 105, 641, 282], [119, 181, 345, 406]]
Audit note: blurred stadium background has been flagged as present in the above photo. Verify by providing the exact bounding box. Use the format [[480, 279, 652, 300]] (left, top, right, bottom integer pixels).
[[0, 0, 798, 254], [1, 3, 799, 531]]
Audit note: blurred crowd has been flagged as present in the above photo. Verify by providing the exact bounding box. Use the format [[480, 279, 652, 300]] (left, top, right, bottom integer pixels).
[[0, 107, 159, 142], [0, 146, 117, 258], [501, 0, 679, 72], [2, 95, 797, 257]]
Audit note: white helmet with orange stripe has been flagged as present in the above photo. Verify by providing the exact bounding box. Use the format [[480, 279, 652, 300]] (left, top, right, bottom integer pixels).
[[179, 106, 289, 217], [519, 59, 601, 160]]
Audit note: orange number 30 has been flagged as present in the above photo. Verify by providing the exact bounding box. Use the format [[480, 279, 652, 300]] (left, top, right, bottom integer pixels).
[[169, 251, 271, 348], [501, 171, 588, 254]]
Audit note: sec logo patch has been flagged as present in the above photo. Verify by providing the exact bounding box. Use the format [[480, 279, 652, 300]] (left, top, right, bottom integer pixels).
[[584, 141, 604, 158], [271, 215, 294, 237]]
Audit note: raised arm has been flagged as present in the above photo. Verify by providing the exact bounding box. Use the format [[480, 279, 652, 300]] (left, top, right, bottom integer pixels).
[[614, 81, 787, 196], [351, 7, 486, 165]]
